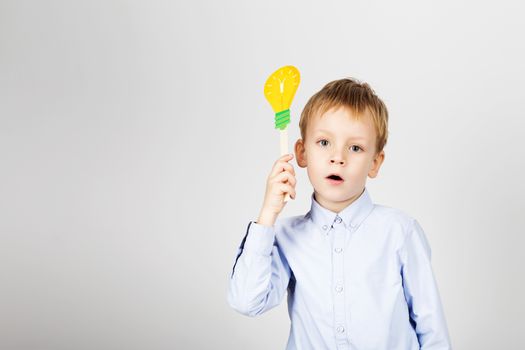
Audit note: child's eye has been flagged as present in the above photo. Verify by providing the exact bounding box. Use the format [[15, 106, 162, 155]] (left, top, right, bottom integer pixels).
[[318, 139, 329, 147], [318, 140, 362, 152]]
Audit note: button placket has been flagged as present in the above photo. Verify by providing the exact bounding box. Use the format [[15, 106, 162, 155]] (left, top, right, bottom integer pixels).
[[332, 216, 348, 345]]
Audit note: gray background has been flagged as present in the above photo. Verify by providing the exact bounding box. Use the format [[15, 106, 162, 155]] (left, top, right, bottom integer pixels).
[[1, 0, 524, 349]]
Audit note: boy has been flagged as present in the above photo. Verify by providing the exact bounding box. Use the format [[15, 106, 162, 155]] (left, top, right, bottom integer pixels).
[[227, 78, 452, 350]]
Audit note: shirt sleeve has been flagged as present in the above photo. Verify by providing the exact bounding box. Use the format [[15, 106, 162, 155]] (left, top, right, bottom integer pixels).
[[400, 219, 453, 350], [227, 220, 292, 317]]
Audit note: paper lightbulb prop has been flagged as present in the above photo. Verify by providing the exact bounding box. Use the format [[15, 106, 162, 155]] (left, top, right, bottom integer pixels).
[[264, 65, 300, 202]]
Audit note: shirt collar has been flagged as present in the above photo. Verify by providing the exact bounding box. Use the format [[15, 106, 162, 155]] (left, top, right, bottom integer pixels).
[[306, 187, 374, 234]]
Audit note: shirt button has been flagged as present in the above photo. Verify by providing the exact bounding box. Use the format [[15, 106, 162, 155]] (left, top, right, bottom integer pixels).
[[335, 216, 342, 224], [336, 325, 345, 333], [334, 247, 343, 253], [335, 285, 343, 293], [322, 225, 328, 230]]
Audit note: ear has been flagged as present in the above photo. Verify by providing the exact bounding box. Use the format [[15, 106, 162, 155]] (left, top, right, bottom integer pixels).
[[368, 150, 385, 178], [294, 139, 307, 168]]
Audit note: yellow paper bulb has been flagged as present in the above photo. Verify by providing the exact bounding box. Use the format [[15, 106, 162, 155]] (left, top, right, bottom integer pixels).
[[264, 66, 300, 130]]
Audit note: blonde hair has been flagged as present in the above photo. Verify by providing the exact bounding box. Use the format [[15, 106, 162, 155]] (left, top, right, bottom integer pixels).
[[299, 77, 389, 155]]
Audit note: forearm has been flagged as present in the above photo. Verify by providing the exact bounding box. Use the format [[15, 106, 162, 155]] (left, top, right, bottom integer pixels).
[[227, 221, 290, 317]]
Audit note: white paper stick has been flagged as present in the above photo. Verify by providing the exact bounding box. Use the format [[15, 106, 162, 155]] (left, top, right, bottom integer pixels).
[[280, 129, 291, 202]]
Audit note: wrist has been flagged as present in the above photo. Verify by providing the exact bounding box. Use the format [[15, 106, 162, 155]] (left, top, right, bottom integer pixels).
[[257, 209, 277, 227]]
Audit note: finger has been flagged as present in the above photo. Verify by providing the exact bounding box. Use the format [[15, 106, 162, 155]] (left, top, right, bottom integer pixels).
[[271, 171, 296, 187], [270, 160, 296, 180], [270, 154, 294, 177], [280, 153, 294, 160], [275, 183, 296, 198], [280, 162, 296, 176]]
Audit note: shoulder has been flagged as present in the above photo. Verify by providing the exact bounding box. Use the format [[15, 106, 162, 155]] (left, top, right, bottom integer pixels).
[[372, 204, 432, 256], [370, 203, 417, 231], [369, 203, 427, 249]]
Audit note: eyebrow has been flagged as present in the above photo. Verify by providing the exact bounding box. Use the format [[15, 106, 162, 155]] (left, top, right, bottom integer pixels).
[[314, 129, 368, 141]]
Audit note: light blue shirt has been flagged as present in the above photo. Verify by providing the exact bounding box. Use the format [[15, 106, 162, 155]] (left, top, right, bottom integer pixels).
[[227, 187, 452, 349]]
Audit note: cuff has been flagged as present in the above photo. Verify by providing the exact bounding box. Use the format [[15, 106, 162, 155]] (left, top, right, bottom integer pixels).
[[243, 221, 276, 256]]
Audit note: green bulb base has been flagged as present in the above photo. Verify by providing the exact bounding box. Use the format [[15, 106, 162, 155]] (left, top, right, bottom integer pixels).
[[274, 109, 290, 130]]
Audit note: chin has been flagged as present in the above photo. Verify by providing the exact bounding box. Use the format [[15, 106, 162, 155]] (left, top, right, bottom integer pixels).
[[319, 184, 364, 200], [328, 192, 353, 202], [315, 187, 348, 201]]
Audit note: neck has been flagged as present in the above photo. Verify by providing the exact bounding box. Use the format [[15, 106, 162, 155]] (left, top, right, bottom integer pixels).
[[314, 187, 364, 213]]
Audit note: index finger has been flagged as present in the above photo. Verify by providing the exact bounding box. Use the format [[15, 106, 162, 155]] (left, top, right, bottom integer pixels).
[[269, 153, 294, 177], [280, 153, 294, 160]]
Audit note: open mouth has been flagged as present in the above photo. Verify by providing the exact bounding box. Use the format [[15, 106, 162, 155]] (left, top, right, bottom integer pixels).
[[326, 174, 344, 184]]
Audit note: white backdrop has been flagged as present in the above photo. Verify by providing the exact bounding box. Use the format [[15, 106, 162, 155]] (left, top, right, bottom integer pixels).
[[1, 0, 524, 349]]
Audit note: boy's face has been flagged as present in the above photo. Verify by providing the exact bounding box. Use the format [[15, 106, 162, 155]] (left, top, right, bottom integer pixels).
[[294, 106, 385, 213]]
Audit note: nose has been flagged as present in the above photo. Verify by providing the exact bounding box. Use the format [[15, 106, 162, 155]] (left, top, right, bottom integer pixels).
[[330, 145, 346, 166], [330, 155, 345, 166]]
